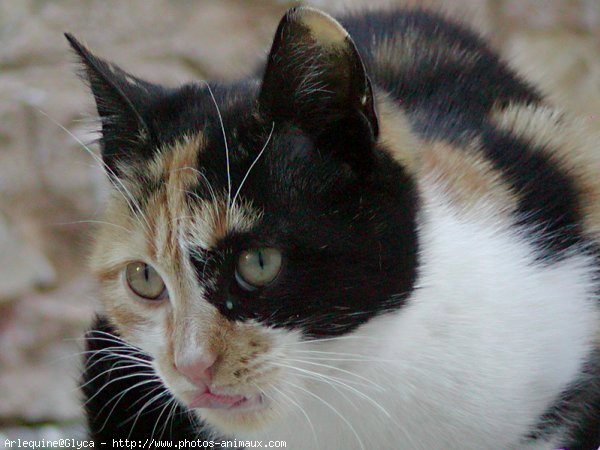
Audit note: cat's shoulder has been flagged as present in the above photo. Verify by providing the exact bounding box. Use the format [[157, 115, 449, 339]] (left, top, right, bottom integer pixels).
[[341, 7, 600, 251]]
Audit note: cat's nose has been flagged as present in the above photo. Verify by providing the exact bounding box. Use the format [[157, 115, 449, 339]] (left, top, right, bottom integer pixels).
[[175, 353, 217, 387]]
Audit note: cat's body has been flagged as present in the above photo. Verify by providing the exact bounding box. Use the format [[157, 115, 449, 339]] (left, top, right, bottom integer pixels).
[[72, 6, 600, 450]]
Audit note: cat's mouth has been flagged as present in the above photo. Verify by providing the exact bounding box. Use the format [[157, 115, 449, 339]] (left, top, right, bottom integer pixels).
[[186, 389, 266, 413], [183, 385, 274, 434]]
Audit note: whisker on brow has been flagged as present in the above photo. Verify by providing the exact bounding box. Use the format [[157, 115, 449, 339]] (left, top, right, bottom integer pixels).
[[231, 122, 275, 207], [203, 82, 232, 216]]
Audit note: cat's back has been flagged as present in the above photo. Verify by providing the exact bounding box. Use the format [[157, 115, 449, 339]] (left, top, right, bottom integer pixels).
[[342, 8, 600, 254]]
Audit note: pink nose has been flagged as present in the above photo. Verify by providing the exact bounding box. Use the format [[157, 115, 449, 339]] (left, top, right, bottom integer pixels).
[[175, 353, 217, 387]]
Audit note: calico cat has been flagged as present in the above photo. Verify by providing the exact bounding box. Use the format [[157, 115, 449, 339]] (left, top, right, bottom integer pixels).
[[69, 5, 600, 450]]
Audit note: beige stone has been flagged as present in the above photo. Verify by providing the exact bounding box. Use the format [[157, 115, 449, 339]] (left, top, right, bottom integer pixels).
[[504, 30, 600, 128], [0, 211, 55, 302]]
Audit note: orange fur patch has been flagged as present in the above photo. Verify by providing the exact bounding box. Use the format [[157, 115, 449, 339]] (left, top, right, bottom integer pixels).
[[106, 303, 151, 331], [375, 91, 517, 220], [376, 91, 420, 173], [419, 139, 518, 218]]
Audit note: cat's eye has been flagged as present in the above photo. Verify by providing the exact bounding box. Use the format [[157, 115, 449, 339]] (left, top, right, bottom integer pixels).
[[236, 248, 282, 290], [125, 262, 166, 300]]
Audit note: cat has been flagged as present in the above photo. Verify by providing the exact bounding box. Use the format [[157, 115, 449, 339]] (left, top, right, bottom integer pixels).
[[68, 5, 600, 450]]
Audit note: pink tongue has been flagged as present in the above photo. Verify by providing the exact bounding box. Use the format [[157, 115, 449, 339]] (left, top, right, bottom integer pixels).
[[189, 392, 246, 410]]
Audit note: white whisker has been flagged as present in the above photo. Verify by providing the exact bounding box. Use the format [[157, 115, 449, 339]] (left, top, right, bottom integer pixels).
[[125, 387, 170, 437], [231, 122, 275, 206], [85, 371, 156, 405], [283, 358, 386, 390], [97, 377, 161, 433], [285, 335, 392, 346], [283, 379, 366, 450], [203, 82, 231, 213], [160, 398, 180, 439], [271, 361, 384, 413], [269, 384, 319, 449], [150, 396, 176, 443]]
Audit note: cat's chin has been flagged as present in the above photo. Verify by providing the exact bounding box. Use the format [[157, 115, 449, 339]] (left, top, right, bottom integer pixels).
[[194, 397, 277, 435]]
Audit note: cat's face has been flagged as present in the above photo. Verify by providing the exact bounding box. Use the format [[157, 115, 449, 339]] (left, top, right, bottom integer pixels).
[[71, 7, 417, 435]]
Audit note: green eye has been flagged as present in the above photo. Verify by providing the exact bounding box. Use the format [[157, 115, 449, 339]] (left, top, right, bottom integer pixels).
[[236, 248, 282, 290], [125, 262, 166, 300]]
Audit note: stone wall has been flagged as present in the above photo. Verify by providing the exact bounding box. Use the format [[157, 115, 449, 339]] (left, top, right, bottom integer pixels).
[[0, 0, 598, 442]]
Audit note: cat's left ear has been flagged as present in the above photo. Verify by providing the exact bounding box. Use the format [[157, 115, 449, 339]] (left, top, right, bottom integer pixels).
[[259, 7, 378, 144], [65, 33, 161, 177]]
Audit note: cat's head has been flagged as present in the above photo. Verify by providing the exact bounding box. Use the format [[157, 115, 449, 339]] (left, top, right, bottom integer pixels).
[[70, 6, 417, 435]]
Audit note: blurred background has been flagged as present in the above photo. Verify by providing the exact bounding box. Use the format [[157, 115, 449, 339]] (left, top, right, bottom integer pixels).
[[0, 0, 599, 444]]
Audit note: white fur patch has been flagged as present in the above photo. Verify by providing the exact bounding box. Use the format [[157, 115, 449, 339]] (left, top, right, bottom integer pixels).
[[226, 180, 599, 450]]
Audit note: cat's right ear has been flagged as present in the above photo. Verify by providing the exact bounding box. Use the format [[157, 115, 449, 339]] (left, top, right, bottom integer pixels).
[[65, 33, 160, 177]]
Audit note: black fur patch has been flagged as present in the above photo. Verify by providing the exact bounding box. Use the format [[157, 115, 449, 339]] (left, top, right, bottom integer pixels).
[[189, 122, 419, 337], [340, 10, 542, 142], [260, 7, 378, 144], [479, 128, 585, 260]]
